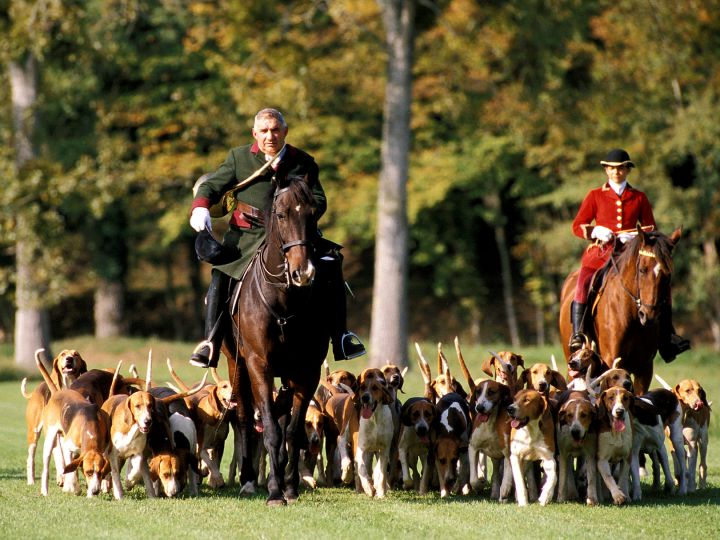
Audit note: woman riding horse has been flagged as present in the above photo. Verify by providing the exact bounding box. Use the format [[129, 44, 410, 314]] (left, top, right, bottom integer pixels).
[[188, 108, 365, 368], [568, 148, 689, 362]]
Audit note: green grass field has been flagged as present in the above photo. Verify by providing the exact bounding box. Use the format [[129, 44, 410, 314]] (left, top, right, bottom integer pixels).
[[1, 337, 718, 539]]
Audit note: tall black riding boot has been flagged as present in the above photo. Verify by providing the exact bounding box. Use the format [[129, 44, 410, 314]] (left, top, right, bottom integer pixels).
[[569, 301, 587, 353], [657, 303, 690, 363], [190, 270, 229, 368], [316, 251, 366, 361]]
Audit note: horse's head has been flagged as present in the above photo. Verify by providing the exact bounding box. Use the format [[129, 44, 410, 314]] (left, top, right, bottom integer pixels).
[[619, 225, 681, 326], [268, 175, 318, 287]]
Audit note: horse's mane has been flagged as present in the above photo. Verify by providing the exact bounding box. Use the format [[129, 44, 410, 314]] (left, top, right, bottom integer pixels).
[[615, 230, 674, 273]]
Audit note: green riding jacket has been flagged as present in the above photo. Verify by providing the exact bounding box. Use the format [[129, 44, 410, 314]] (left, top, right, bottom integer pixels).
[[191, 143, 327, 279]]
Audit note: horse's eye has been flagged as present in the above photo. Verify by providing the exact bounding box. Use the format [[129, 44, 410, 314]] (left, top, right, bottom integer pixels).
[[275, 212, 287, 220]]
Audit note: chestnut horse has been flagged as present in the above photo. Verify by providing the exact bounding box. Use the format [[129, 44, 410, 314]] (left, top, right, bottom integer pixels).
[[559, 226, 682, 395], [222, 175, 329, 505]]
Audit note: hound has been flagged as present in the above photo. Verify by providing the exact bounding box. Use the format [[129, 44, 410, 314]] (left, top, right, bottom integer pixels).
[[596, 386, 634, 505], [397, 397, 435, 490], [454, 336, 513, 500], [672, 378, 710, 491], [35, 354, 111, 498], [481, 350, 524, 395], [507, 389, 557, 506], [426, 392, 471, 498], [556, 390, 598, 505], [22, 348, 88, 486]]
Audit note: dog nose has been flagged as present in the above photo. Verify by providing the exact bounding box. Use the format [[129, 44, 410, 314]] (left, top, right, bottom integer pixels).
[[570, 427, 583, 441], [416, 424, 428, 437], [506, 404, 516, 415], [538, 381, 548, 392], [614, 408, 625, 418], [361, 393, 371, 403], [623, 380, 633, 391]]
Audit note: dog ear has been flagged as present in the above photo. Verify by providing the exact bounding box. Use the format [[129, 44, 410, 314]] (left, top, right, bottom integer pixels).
[[558, 407, 567, 426], [453, 381, 468, 399], [101, 458, 112, 479], [400, 402, 414, 426], [52, 355, 62, 387], [518, 369, 529, 388], [498, 384, 513, 408], [597, 390, 608, 419], [382, 386, 394, 405], [481, 356, 495, 378], [515, 354, 525, 368], [550, 370, 567, 390], [149, 456, 160, 482], [63, 455, 83, 474], [77, 355, 88, 374], [699, 386, 709, 408]]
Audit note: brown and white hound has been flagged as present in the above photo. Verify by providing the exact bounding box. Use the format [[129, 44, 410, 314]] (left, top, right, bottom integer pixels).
[[507, 389, 557, 506], [481, 350, 524, 395], [556, 389, 598, 504], [596, 386, 634, 505], [35, 353, 111, 498], [22, 348, 88, 486], [673, 378, 710, 491], [324, 368, 395, 497]]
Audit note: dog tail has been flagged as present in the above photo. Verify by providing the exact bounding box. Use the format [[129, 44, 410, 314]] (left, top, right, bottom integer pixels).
[[654, 373, 672, 391], [108, 360, 123, 398], [166, 358, 191, 392], [34, 348, 58, 394], [454, 336, 475, 393], [20, 378, 33, 399], [414, 343, 434, 401]]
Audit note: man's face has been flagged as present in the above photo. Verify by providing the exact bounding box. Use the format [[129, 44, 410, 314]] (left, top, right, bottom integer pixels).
[[252, 116, 288, 156], [604, 164, 631, 184]]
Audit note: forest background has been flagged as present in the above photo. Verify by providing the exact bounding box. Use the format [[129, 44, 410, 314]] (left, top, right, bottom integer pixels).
[[1, 0, 719, 369]]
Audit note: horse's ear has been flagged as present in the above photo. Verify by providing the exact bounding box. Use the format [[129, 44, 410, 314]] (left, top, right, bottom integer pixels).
[[669, 227, 682, 247], [636, 224, 648, 244]]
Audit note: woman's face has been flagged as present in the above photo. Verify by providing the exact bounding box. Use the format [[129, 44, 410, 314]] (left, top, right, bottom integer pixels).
[[604, 164, 631, 184]]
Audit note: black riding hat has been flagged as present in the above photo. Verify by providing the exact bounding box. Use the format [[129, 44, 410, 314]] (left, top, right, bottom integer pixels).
[[600, 148, 635, 168], [194, 229, 240, 265]]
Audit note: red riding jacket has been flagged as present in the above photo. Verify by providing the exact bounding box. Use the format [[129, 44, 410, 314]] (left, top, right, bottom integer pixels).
[[573, 182, 656, 270]]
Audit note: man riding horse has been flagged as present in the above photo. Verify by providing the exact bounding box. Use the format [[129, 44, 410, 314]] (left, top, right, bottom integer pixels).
[[188, 108, 365, 368], [568, 148, 690, 362]]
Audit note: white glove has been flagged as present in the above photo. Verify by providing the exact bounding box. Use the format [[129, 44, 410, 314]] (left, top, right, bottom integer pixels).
[[190, 207, 212, 232], [591, 225, 613, 243], [617, 232, 636, 244]]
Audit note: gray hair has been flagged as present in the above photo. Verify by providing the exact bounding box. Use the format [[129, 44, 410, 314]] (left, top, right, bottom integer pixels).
[[254, 108, 287, 129]]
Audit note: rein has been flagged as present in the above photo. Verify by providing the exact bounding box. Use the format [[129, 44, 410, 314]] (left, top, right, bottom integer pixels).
[[248, 183, 315, 339]]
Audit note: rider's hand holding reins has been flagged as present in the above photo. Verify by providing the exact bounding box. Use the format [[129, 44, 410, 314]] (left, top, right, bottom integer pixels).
[[190, 207, 212, 232], [591, 225, 613, 243]]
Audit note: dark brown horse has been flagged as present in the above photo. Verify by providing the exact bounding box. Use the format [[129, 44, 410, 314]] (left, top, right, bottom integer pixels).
[[559, 226, 682, 395], [222, 175, 329, 505]]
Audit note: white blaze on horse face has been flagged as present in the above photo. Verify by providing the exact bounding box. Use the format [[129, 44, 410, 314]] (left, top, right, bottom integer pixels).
[[654, 263, 661, 277]]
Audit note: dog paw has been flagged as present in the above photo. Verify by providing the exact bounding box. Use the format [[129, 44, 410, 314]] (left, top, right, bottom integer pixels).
[[302, 476, 317, 489], [612, 493, 627, 505], [239, 481, 256, 495]]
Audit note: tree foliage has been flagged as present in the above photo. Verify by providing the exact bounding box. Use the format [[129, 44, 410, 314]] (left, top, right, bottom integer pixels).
[[1, 0, 719, 348]]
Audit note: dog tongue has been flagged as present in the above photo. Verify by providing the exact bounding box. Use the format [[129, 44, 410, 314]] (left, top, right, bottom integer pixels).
[[510, 418, 522, 429], [568, 369, 580, 378], [361, 404, 373, 419], [613, 418, 626, 432], [694, 402, 704, 411], [477, 413, 490, 423]]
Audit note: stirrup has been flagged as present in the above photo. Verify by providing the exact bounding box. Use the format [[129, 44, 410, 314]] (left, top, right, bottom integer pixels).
[[189, 340, 216, 368], [568, 332, 587, 353], [335, 332, 366, 361]]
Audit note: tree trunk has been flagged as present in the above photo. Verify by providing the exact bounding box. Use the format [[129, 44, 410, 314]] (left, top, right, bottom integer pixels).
[[10, 53, 52, 369], [702, 239, 720, 351], [494, 223, 520, 347], [94, 279, 126, 338], [370, 0, 415, 368]]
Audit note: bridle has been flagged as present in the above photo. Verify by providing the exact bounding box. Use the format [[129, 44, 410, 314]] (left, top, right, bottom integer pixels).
[[251, 182, 316, 336], [609, 241, 668, 312]]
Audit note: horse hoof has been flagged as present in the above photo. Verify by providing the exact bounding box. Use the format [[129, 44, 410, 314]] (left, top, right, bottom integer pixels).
[[266, 497, 287, 507]]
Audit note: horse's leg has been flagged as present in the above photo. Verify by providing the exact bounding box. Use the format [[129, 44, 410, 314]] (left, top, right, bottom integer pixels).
[[283, 387, 311, 502], [634, 367, 652, 396], [248, 358, 286, 506]]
